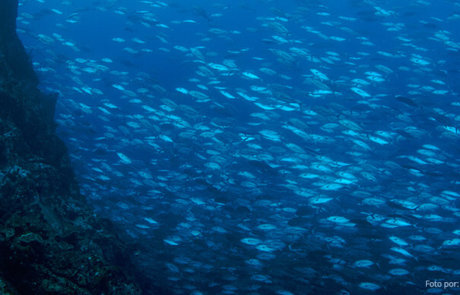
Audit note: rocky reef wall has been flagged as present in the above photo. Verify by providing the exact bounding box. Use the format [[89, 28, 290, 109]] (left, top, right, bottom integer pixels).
[[0, 0, 142, 293]]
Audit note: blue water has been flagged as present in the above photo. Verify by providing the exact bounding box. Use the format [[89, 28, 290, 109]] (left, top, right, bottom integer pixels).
[[18, 0, 459, 294]]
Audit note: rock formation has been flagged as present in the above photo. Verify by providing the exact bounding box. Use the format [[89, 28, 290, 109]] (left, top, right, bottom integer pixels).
[[0, 0, 142, 293]]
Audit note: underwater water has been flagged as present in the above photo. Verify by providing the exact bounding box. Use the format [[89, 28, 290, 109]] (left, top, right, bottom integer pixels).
[[17, 0, 459, 294]]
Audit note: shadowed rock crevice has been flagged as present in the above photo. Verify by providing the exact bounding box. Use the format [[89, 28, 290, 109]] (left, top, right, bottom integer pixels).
[[0, 0, 142, 294]]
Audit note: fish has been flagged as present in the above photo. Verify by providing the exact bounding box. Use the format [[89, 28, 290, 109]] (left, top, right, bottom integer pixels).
[[18, 0, 460, 293]]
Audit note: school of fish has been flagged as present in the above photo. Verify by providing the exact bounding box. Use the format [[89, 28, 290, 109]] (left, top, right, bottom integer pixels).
[[17, 0, 459, 294]]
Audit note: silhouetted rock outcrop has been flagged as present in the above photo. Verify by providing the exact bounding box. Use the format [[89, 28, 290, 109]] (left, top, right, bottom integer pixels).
[[0, 0, 38, 85], [0, 1, 141, 294]]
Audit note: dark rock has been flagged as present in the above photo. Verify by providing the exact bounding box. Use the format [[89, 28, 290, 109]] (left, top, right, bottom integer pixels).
[[0, 0, 38, 85], [0, 1, 142, 294]]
